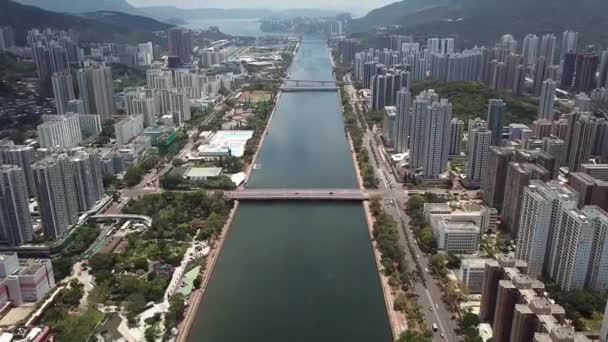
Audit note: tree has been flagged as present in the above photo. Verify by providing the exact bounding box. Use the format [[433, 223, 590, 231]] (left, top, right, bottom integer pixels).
[[124, 165, 144, 187], [160, 173, 182, 190], [102, 174, 118, 188], [60, 280, 84, 308], [193, 276, 202, 289], [398, 330, 432, 342]]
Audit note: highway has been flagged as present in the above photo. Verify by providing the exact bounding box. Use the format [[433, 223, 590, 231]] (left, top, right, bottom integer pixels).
[[343, 78, 461, 342]]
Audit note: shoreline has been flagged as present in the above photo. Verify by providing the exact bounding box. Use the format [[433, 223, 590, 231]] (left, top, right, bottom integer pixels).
[[241, 91, 282, 188], [345, 111, 407, 340], [176, 84, 284, 341], [175, 200, 240, 342]]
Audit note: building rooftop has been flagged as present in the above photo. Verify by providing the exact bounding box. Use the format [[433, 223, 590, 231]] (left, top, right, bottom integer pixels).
[[185, 167, 223, 178]]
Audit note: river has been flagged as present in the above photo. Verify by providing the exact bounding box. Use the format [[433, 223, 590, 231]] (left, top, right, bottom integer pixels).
[[187, 38, 392, 342]]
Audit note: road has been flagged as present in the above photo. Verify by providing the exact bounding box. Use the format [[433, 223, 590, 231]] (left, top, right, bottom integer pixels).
[[343, 78, 460, 342]]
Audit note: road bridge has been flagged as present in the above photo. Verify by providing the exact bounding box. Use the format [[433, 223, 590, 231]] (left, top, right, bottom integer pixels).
[[226, 189, 368, 201], [89, 214, 153, 226], [279, 86, 339, 92]]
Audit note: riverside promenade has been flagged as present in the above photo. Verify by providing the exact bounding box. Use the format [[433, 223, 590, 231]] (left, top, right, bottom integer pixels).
[[176, 87, 282, 342], [346, 129, 407, 340]]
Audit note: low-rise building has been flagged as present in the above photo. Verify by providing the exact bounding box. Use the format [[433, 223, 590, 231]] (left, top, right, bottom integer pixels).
[[458, 258, 490, 293], [436, 217, 480, 254], [183, 167, 223, 183], [0, 253, 55, 307]]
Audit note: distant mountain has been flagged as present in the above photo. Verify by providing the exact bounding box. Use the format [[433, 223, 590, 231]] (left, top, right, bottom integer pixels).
[[79, 11, 172, 31], [0, 0, 171, 45], [349, 0, 608, 47], [348, 0, 453, 33], [137, 6, 342, 22], [14, 0, 137, 14]]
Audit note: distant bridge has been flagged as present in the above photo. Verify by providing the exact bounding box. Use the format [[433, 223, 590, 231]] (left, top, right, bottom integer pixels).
[[279, 86, 339, 92], [257, 78, 352, 86], [226, 189, 369, 201], [89, 214, 153, 226]]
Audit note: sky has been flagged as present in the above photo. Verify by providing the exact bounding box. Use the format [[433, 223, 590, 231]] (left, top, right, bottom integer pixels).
[[126, 0, 396, 14]]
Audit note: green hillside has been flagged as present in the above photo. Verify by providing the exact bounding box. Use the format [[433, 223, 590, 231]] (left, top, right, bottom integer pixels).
[[349, 0, 608, 47], [0, 0, 171, 45]]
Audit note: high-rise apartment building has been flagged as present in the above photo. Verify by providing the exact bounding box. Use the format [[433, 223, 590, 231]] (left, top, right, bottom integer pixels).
[[487, 99, 507, 146], [501, 163, 551, 235], [538, 79, 556, 120], [0, 165, 32, 246], [168, 27, 193, 64], [560, 30, 579, 62], [382, 106, 397, 145], [421, 98, 452, 178], [32, 155, 79, 241], [0, 26, 15, 52], [515, 181, 577, 278], [77, 64, 115, 122], [0, 146, 39, 197], [410, 90, 440, 175], [574, 53, 600, 92], [569, 173, 608, 212], [482, 146, 515, 211], [37, 114, 83, 148], [539, 34, 557, 64], [51, 72, 75, 115], [479, 255, 591, 342], [466, 128, 491, 186], [114, 114, 144, 145], [394, 88, 411, 153], [70, 151, 104, 213], [522, 34, 539, 66], [449, 118, 464, 156]]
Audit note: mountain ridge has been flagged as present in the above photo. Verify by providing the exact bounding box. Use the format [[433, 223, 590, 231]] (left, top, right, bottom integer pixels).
[[348, 0, 608, 47]]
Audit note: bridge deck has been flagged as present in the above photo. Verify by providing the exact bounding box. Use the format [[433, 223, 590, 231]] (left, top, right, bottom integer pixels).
[[279, 86, 339, 92], [227, 189, 368, 201]]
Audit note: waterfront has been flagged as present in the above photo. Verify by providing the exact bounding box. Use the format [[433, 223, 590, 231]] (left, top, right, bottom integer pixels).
[[187, 39, 392, 342]]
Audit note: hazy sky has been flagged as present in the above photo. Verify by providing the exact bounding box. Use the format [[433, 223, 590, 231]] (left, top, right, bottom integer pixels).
[[126, 0, 395, 13]]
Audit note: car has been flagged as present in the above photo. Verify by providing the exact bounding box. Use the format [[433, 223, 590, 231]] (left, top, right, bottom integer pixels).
[[435, 303, 439, 309], [429, 307, 433, 311], [329, 192, 334, 195], [440, 333, 445, 339]]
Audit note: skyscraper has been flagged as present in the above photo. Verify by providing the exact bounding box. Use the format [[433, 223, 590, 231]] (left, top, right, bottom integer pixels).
[[37, 114, 83, 148], [70, 151, 104, 212], [466, 128, 492, 186], [598, 50, 608, 89], [538, 79, 556, 120], [410, 90, 440, 175], [560, 30, 579, 62], [168, 27, 193, 64], [0, 146, 39, 197], [561, 51, 577, 89], [482, 147, 515, 211], [532, 57, 547, 97], [51, 72, 75, 115], [501, 163, 551, 235], [539, 34, 557, 64], [566, 114, 599, 172], [32, 155, 78, 241], [394, 88, 411, 153], [0, 165, 32, 246], [522, 34, 539, 66], [487, 99, 507, 146], [77, 64, 115, 122], [411, 93, 452, 178], [449, 118, 464, 155], [0, 26, 15, 52], [574, 53, 600, 92], [515, 181, 577, 278]]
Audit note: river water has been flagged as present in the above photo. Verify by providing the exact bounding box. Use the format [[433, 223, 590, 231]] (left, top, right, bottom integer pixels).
[[187, 39, 392, 342]]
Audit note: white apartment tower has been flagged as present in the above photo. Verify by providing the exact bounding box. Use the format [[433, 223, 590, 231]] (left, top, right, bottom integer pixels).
[[515, 181, 577, 278], [0, 165, 32, 246]]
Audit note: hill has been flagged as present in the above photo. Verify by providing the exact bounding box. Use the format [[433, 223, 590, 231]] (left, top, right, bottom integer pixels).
[[79, 11, 172, 31], [0, 0, 171, 45], [13, 0, 137, 14], [348, 0, 453, 33], [349, 0, 608, 47], [137, 7, 343, 22]]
